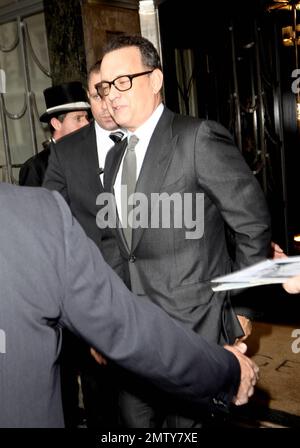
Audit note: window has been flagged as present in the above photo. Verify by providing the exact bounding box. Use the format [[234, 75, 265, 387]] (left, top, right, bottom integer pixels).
[[0, 2, 51, 183]]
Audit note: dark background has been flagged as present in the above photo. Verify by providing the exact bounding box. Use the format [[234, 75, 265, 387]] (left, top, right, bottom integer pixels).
[[157, 0, 300, 322]]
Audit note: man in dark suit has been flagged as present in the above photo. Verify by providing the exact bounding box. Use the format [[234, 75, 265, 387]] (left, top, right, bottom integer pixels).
[[0, 182, 259, 428], [19, 81, 90, 186], [43, 62, 125, 428], [43, 62, 124, 272], [97, 35, 271, 427]]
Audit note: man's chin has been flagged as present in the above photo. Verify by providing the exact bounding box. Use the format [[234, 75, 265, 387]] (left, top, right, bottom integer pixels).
[[101, 118, 118, 128]]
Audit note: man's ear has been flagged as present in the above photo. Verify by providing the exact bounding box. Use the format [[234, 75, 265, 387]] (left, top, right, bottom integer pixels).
[[151, 68, 163, 94], [50, 117, 61, 131]]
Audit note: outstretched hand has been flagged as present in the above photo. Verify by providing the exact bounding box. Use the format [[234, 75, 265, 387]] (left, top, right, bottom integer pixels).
[[224, 342, 259, 406]]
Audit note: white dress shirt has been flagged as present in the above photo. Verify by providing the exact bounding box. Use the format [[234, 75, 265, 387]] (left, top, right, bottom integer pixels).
[[114, 103, 164, 221]]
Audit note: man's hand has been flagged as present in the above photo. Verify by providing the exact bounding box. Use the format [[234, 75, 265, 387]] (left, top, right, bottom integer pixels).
[[270, 242, 287, 259], [235, 315, 252, 342], [90, 347, 108, 366], [224, 342, 259, 406], [283, 275, 300, 294]]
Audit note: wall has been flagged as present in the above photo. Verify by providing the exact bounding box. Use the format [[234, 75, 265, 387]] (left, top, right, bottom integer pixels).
[[81, 0, 140, 70], [44, 0, 140, 83]]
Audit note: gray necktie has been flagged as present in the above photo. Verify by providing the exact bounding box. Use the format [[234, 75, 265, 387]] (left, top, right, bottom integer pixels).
[[121, 135, 139, 249]]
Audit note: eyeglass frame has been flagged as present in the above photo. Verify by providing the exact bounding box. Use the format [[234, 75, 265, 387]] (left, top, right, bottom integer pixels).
[[94, 70, 154, 97]]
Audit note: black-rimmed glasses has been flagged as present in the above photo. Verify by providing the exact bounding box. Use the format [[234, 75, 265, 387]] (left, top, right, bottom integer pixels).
[[95, 70, 154, 97]]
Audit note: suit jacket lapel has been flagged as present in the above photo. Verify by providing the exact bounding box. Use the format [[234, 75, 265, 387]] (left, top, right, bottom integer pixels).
[[103, 109, 178, 254], [132, 108, 178, 251], [104, 138, 129, 252], [104, 138, 127, 193], [79, 122, 103, 198]]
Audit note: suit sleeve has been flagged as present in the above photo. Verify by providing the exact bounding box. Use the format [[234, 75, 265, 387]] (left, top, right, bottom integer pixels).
[[43, 144, 69, 203], [19, 159, 42, 187], [195, 121, 271, 316], [52, 191, 241, 406]]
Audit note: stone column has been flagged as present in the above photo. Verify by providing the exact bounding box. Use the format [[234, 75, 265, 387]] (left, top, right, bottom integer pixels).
[[44, 0, 87, 85]]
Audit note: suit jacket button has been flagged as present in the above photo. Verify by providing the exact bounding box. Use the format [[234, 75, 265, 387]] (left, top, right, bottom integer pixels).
[[129, 255, 136, 263]]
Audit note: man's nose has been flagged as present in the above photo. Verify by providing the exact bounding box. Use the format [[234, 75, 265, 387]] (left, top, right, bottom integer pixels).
[[108, 83, 121, 101]]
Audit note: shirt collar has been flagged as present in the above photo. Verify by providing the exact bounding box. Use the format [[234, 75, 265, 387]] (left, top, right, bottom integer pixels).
[[128, 103, 164, 141]]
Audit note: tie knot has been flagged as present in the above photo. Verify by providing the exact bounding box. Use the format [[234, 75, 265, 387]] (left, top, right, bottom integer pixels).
[[109, 131, 124, 144], [127, 135, 139, 151]]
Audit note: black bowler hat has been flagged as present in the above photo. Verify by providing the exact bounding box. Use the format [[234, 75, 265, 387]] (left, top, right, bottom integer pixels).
[[39, 81, 90, 123]]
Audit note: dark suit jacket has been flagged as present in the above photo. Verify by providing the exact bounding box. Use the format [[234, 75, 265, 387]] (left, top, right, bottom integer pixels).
[[19, 145, 50, 186], [104, 108, 271, 344], [43, 121, 125, 277], [0, 183, 240, 427]]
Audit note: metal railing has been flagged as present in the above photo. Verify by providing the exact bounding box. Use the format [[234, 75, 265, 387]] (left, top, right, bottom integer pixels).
[[0, 0, 51, 184]]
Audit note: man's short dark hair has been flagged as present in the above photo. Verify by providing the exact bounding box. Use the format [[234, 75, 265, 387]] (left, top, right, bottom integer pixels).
[[87, 59, 101, 84], [103, 35, 162, 71]]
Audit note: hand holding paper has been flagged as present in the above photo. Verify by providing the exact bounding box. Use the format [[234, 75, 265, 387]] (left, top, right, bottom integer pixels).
[[282, 274, 300, 294], [211, 256, 300, 291]]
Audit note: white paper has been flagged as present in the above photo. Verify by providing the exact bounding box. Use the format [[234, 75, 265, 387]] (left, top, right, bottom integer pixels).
[[211, 256, 300, 291]]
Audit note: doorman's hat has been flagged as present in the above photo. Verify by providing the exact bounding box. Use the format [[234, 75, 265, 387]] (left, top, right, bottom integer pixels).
[[40, 81, 90, 123]]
